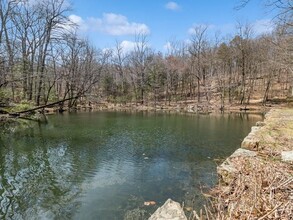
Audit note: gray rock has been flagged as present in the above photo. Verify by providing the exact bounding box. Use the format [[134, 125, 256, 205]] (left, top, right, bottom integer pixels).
[[256, 121, 266, 127], [251, 126, 260, 132], [241, 135, 259, 150], [217, 160, 234, 175], [230, 148, 257, 158], [149, 199, 187, 220], [241, 120, 265, 150], [217, 148, 257, 184], [281, 151, 293, 162]]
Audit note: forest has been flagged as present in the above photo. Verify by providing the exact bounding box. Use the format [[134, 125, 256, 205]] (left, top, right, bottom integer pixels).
[[0, 0, 292, 113], [0, 1, 292, 219]]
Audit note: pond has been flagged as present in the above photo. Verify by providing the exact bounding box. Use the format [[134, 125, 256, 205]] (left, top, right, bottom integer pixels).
[[0, 111, 263, 219]]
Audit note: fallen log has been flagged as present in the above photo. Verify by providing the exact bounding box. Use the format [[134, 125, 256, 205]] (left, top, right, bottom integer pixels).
[[10, 96, 79, 115]]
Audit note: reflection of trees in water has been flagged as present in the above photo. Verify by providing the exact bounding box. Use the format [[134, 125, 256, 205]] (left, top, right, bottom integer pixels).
[[0, 126, 100, 219], [1, 143, 68, 219], [0, 112, 263, 219], [236, 113, 264, 122]]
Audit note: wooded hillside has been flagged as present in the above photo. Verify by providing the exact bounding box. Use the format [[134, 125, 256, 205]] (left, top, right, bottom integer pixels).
[[0, 0, 292, 111]]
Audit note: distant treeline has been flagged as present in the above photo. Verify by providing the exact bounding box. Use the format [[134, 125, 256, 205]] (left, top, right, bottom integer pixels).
[[0, 0, 292, 109]]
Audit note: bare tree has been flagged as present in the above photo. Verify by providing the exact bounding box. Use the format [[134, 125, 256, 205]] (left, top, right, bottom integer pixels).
[[128, 33, 152, 104], [236, 0, 293, 98], [188, 25, 209, 104], [34, 0, 71, 105], [230, 23, 255, 104], [112, 41, 128, 100]]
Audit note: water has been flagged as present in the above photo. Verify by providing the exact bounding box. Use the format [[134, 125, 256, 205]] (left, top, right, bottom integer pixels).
[[0, 111, 263, 219]]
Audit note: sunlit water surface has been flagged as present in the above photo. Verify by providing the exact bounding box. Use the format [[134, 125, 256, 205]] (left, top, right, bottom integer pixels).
[[0, 111, 263, 219]]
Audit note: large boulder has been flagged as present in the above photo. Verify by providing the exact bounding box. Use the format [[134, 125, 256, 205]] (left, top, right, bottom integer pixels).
[[241, 126, 261, 150], [149, 199, 187, 220]]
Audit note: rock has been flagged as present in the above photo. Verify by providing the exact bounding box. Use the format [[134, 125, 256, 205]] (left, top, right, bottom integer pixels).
[[241, 136, 259, 150], [230, 148, 257, 158], [217, 148, 257, 184], [241, 127, 260, 151], [241, 120, 266, 151], [149, 199, 187, 220], [187, 105, 194, 113], [251, 126, 260, 132], [256, 121, 266, 127], [281, 151, 293, 162], [217, 159, 238, 184]]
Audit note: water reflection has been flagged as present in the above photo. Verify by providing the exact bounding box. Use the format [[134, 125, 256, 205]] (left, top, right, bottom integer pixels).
[[0, 112, 263, 219], [0, 140, 79, 219]]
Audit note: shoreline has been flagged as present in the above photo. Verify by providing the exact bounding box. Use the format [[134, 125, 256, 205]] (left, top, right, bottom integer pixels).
[[212, 108, 293, 219], [0, 101, 271, 125], [149, 108, 293, 219], [72, 102, 276, 114], [2, 97, 291, 119], [1, 106, 292, 219]]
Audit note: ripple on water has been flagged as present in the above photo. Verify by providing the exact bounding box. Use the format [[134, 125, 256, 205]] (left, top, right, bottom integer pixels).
[[0, 111, 263, 219]]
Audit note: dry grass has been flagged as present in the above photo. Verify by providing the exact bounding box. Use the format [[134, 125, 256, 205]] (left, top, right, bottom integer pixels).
[[192, 158, 292, 220], [191, 108, 293, 220], [208, 157, 292, 219]]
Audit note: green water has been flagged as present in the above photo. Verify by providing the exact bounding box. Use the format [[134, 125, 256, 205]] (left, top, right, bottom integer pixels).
[[0, 111, 263, 219]]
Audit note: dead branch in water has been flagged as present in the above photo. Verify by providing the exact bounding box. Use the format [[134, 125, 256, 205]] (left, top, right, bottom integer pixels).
[[7, 96, 80, 116]]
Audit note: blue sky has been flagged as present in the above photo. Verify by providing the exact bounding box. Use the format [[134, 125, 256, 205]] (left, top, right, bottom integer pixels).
[[68, 0, 274, 52]]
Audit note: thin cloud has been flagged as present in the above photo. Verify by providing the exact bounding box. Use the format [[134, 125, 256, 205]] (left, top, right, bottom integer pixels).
[[187, 23, 236, 37], [17, 0, 71, 9], [165, 2, 180, 11], [187, 20, 274, 40], [252, 19, 274, 35], [68, 13, 150, 36], [69, 14, 84, 26], [163, 42, 172, 51], [68, 14, 87, 31], [99, 13, 150, 35], [120, 40, 137, 52], [103, 40, 149, 55]]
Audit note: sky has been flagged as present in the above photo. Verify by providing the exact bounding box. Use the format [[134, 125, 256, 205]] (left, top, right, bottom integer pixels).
[[68, 0, 274, 52]]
